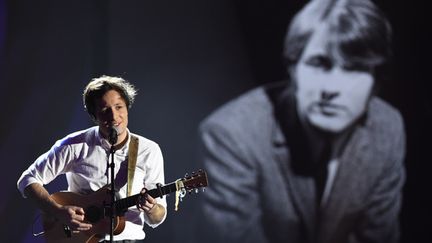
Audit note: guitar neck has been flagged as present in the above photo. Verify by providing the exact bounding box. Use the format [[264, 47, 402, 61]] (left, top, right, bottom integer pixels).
[[114, 181, 178, 212]]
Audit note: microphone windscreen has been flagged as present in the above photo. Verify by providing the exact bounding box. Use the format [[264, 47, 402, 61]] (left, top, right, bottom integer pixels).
[[109, 126, 119, 145]]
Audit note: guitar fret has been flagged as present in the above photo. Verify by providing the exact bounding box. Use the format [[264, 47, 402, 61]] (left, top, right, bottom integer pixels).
[[115, 183, 177, 212], [112, 171, 208, 212]]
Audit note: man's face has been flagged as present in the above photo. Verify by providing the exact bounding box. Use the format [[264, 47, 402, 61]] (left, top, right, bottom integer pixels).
[[94, 89, 129, 141], [293, 29, 374, 134]]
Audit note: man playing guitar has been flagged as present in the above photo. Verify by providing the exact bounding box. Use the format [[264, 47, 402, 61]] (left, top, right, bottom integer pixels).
[[17, 75, 167, 242]]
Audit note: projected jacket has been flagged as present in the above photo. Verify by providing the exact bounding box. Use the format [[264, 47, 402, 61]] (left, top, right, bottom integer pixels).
[[199, 82, 405, 243]]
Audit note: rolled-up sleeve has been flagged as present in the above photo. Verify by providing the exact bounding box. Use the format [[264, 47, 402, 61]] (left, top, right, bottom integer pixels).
[[17, 142, 70, 198]]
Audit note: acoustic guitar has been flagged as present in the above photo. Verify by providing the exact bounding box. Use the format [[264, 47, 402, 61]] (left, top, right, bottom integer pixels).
[[42, 170, 208, 243]]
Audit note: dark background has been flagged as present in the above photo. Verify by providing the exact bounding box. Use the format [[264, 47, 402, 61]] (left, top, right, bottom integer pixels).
[[0, 0, 430, 242]]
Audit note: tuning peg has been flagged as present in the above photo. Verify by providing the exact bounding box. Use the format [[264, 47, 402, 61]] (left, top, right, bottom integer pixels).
[[194, 188, 199, 194]]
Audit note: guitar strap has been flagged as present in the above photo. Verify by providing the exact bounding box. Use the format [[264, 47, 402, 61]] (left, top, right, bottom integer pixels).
[[127, 135, 139, 197]]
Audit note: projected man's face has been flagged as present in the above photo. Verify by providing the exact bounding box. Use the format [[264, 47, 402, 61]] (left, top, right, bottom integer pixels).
[[293, 29, 374, 134]]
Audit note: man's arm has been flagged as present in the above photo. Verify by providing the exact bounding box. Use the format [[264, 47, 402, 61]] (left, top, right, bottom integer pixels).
[[137, 188, 166, 224], [17, 142, 92, 232], [145, 202, 166, 225], [138, 141, 168, 227], [349, 116, 406, 243], [349, 160, 405, 243], [24, 183, 92, 232], [197, 121, 268, 243]]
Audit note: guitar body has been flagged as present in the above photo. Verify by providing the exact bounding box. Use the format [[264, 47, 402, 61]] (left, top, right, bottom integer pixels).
[[43, 188, 126, 243], [41, 170, 208, 243]]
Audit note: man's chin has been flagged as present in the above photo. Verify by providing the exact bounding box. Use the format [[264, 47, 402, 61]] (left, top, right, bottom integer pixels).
[[99, 126, 117, 139], [307, 117, 350, 135]]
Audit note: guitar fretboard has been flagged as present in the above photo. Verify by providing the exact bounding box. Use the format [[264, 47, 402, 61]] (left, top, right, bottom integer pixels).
[[114, 181, 178, 212]]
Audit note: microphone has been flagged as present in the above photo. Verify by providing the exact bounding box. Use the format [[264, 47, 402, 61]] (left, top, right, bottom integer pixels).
[[108, 126, 119, 145]]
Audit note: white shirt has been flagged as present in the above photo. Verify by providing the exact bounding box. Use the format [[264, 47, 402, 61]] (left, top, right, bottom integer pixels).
[[17, 126, 167, 241]]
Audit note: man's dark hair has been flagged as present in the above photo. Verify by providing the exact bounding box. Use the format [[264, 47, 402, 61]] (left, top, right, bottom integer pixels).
[[83, 75, 137, 119], [283, 0, 392, 81]]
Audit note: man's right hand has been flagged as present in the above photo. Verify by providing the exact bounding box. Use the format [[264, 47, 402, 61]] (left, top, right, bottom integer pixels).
[[54, 205, 93, 233], [24, 183, 93, 233]]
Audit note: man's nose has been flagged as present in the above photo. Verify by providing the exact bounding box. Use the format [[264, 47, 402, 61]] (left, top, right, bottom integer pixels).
[[106, 108, 118, 121], [320, 68, 344, 101], [321, 91, 339, 101]]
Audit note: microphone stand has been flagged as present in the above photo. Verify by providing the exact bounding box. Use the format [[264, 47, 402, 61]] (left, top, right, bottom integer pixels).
[[109, 144, 116, 243], [107, 127, 118, 243]]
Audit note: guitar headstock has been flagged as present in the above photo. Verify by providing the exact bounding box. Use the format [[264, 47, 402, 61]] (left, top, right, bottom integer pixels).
[[181, 169, 208, 193]]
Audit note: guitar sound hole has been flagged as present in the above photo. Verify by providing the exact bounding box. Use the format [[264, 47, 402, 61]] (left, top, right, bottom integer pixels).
[[85, 205, 103, 223]]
